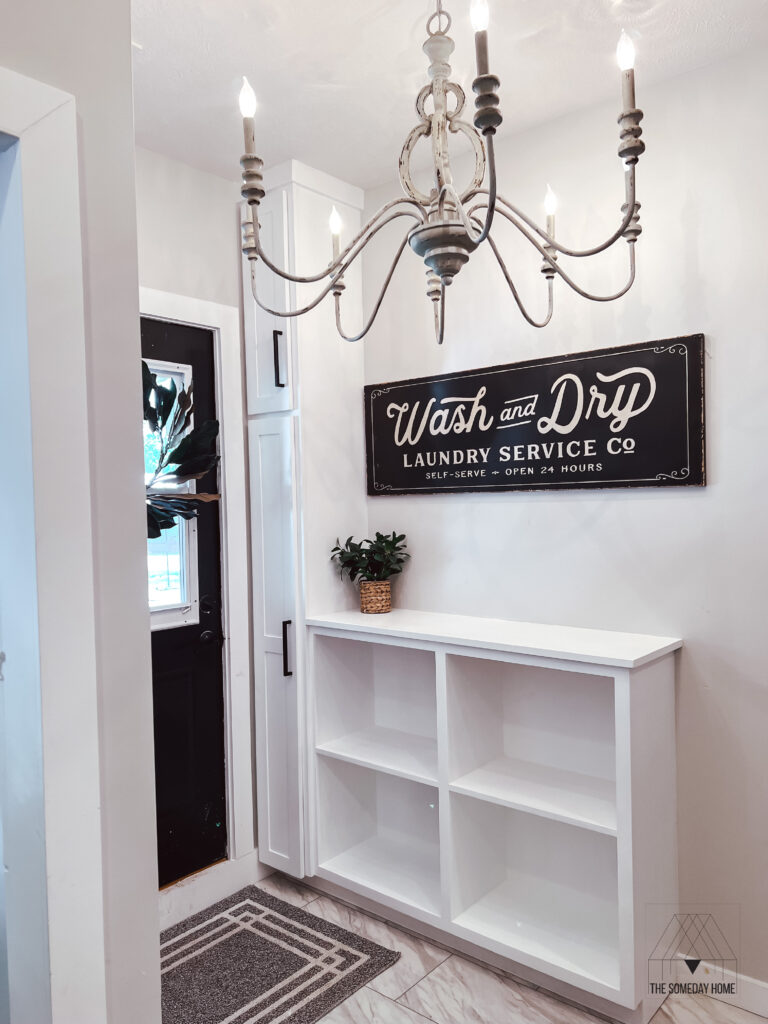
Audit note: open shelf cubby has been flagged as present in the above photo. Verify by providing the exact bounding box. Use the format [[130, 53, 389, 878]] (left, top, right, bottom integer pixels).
[[313, 635, 438, 784], [446, 654, 617, 834], [451, 793, 620, 989], [317, 757, 441, 916]]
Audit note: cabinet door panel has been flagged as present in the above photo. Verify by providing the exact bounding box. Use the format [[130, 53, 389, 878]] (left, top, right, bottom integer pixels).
[[248, 415, 303, 875], [242, 191, 295, 414]]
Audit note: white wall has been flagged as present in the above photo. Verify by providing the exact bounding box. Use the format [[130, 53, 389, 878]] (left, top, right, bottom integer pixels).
[[362, 48, 768, 984], [136, 146, 241, 307], [289, 171, 368, 617], [0, 3, 162, 1022]]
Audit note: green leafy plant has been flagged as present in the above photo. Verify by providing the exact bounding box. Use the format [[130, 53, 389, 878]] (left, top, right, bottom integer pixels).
[[143, 360, 220, 539], [331, 531, 409, 583]]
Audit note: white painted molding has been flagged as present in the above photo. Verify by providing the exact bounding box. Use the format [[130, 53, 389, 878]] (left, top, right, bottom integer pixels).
[[139, 287, 255, 862], [692, 961, 768, 1019], [0, 67, 108, 1024], [159, 851, 272, 931], [263, 159, 365, 210], [0, 66, 69, 136]]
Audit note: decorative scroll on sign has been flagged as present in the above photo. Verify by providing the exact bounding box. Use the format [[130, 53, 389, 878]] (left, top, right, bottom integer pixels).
[[365, 335, 705, 495]]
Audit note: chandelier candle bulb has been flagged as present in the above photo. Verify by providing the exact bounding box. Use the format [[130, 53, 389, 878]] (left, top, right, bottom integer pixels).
[[239, 77, 258, 155], [471, 0, 491, 76], [470, 0, 490, 32], [616, 32, 636, 111], [329, 206, 342, 261], [545, 185, 557, 238]]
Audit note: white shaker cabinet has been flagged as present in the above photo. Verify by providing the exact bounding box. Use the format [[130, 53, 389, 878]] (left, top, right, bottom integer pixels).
[[247, 415, 304, 876], [244, 162, 366, 879], [242, 189, 295, 415]]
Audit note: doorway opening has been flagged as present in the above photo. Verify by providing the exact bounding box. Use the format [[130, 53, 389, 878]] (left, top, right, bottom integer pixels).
[[141, 316, 228, 887]]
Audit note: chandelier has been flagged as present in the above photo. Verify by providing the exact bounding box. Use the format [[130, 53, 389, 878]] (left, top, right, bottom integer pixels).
[[238, 0, 645, 344]]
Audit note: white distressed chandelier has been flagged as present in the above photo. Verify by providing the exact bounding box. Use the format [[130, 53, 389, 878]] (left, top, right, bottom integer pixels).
[[238, 0, 645, 344]]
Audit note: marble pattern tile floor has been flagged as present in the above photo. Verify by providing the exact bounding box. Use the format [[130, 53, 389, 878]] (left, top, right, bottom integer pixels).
[[307, 894, 451, 1000], [257, 874, 764, 1024], [255, 871, 319, 908]]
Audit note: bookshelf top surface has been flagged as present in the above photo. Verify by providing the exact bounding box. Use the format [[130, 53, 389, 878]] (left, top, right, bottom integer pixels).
[[307, 608, 681, 669]]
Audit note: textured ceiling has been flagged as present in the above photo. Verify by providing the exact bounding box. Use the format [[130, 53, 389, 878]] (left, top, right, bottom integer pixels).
[[132, 0, 768, 190]]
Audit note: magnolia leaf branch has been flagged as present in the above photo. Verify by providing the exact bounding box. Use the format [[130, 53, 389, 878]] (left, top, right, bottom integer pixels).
[[143, 359, 220, 539]]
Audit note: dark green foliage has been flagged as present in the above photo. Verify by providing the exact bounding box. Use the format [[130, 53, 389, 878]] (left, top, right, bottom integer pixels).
[[166, 420, 220, 479], [331, 531, 409, 583], [143, 360, 220, 537]]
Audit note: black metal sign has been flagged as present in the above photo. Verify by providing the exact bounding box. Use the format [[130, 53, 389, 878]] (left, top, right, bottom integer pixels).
[[365, 335, 705, 495]]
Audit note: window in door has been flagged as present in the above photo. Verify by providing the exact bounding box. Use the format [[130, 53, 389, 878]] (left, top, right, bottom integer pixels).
[[143, 359, 199, 630]]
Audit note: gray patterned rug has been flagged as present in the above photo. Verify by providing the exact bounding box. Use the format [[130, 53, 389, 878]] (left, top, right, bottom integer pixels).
[[160, 885, 400, 1024]]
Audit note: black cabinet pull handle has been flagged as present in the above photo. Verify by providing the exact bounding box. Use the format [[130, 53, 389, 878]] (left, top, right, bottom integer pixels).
[[273, 329, 286, 388], [281, 620, 293, 677]]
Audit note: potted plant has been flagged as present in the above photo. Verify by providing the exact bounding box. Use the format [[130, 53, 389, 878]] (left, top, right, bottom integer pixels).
[[331, 532, 409, 614]]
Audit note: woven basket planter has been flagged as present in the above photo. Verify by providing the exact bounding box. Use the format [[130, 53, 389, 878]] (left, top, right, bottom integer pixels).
[[360, 580, 391, 614]]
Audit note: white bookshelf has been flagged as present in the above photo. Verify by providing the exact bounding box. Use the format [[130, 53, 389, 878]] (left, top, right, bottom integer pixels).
[[316, 758, 441, 916], [449, 757, 616, 835], [313, 635, 438, 785], [306, 610, 680, 1017], [446, 653, 617, 835], [451, 795, 620, 987], [316, 726, 438, 786]]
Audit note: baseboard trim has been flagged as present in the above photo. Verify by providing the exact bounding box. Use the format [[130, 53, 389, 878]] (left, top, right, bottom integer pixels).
[[694, 961, 768, 1019], [158, 850, 272, 930]]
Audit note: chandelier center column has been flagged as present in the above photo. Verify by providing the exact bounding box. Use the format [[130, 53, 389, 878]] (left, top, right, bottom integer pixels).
[[424, 30, 456, 196]]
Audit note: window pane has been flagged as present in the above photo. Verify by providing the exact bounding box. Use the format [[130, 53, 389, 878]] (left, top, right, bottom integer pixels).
[[144, 370, 185, 484], [144, 424, 163, 479], [144, 362, 195, 617], [147, 521, 186, 610]]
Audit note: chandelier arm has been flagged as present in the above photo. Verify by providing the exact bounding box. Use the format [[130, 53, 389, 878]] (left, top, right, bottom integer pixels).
[[248, 198, 426, 285], [250, 263, 339, 318], [469, 166, 637, 259], [471, 133, 497, 246], [485, 233, 554, 329], [334, 233, 411, 343], [479, 204, 638, 302], [248, 210, 421, 318], [542, 238, 637, 302]]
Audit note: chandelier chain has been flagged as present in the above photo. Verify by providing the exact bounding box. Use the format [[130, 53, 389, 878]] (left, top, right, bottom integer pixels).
[[427, 0, 451, 37]]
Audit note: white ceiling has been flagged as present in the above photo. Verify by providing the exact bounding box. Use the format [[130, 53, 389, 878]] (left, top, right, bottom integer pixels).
[[132, 0, 768, 191]]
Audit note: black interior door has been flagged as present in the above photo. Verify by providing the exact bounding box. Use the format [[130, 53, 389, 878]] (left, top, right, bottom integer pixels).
[[141, 316, 228, 887]]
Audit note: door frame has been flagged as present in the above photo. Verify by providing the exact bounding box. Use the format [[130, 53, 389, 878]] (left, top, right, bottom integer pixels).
[[0, 67, 122, 1023], [139, 288, 268, 927]]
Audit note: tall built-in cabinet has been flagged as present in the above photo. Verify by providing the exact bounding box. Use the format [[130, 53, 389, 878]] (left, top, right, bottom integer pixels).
[[244, 164, 680, 1024], [245, 161, 366, 879]]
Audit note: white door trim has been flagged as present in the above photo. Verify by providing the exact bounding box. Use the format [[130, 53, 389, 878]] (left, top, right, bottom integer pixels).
[[139, 288, 265, 924], [0, 67, 111, 1023]]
